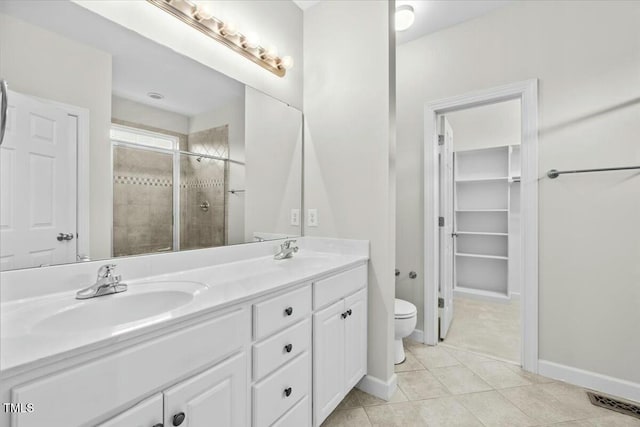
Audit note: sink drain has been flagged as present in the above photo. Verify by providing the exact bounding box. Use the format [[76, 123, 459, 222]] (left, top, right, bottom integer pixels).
[[587, 391, 640, 420]]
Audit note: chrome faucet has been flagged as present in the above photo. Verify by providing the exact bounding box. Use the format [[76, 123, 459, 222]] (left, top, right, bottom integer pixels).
[[274, 239, 299, 260], [76, 264, 127, 299]]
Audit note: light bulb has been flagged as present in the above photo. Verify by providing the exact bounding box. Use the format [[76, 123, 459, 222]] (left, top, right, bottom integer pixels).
[[220, 21, 238, 36], [243, 32, 260, 49], [193, 3, 213, 20], [279, 56, 294, 70], [395, 5, 415, 32], [263, 45, 278, 59]]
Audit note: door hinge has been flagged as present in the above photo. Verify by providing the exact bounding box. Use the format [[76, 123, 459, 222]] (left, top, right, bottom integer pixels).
[[438, 216, 445, 227], [438, 134, 445, 145], [438, 297, 445, 308]]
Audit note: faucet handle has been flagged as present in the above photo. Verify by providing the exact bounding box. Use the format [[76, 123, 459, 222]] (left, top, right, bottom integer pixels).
[[97, 264, 117, 279], [283, 239, 297, 249]]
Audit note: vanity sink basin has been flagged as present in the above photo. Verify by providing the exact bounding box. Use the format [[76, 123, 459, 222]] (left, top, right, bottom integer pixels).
[[3, 281, 208, 338]]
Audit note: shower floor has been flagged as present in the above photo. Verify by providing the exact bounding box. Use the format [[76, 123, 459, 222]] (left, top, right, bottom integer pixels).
[[442, 295, 520, 363]]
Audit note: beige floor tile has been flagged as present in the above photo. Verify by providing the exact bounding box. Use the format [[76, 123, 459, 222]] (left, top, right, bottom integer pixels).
[[468, 360, 532, 389], [397, 370, 451, 401], [499, 384, 580, 424], [410, 345, 461, 369], [395, 351, 426, 373], [430, 365, 493, 395], [364, 402, 425, 427], [538, 382, 613, 418], [444, 346, 496, 367], [414, 396, 484, 426], [458, 390, 538, 427], [336, 387, 408, 410], [548, 414, 640, 426], [321, 407, 371, 427], [443, 297, 520, 363]]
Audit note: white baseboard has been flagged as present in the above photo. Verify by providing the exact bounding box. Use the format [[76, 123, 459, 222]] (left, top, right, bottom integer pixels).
[[509, 291, 521, 301], [409, 329, 424, 343], [539, 360, 640, 403], [454, 287, 512, 304], [357, 373, 398, 401]]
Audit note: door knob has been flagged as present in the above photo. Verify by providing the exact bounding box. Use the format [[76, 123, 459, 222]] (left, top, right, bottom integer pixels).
[[57, 233, 74, 241], [172, 412, 185, 426]]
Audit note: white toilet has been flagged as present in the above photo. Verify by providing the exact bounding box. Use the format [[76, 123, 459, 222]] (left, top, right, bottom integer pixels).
[[394, 298, 418, 364]]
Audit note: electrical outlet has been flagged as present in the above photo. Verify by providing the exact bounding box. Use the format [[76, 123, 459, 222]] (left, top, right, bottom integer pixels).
[[307, 209, 318, 227], [290, 209, 300, 226]]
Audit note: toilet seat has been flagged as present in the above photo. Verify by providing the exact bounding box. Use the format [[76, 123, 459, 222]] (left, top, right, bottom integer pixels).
[[395, 298, 417, 319]]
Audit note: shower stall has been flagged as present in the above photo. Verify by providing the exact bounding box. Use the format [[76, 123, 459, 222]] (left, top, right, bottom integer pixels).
[[111, 123, 231, 257]]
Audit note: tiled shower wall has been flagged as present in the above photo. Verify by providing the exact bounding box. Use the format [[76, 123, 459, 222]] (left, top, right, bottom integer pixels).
[[112, 124, 229, 257], [113, 147, 174, 256]]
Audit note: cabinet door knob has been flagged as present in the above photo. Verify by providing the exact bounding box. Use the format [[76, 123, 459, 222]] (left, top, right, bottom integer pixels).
[[341, 312, 347, 319], [284, 306, 293, 316], [284, 343, 293, 353], [284, 387, 292, 397], [347, 309, 352, 316], [172, 412, 186, 426]]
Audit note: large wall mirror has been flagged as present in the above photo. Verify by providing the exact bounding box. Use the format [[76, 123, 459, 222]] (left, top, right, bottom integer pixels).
[[0, 1, 302, 271]]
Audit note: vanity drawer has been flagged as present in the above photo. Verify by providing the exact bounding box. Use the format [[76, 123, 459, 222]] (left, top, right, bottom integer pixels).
[[253, 285, 311, 340], [253, 318, 311, 380], [313, 264, 367, 310], [11, 308, 250, 427], [272, 395, 310, 427], [252, 351, 311, 427]]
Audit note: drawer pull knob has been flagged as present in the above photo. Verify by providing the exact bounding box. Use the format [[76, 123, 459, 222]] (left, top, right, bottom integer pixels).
[[341, 312, 347, 319], [347, 309, 352, 316], [284, 387, 292, 397], [172, 412, 186, 426], [284, 343, 293, 353], [284, 306, 293, 316]]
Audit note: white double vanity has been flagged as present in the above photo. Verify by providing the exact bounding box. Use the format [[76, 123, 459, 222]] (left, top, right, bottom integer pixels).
[[0, 238, 369, 427]]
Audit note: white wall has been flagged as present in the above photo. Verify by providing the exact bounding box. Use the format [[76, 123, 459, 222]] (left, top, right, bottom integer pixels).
[[74, 0, 303, 110], [244, 87, 302, 242], [111, 95, 190, 135], [304, 1, 396, 393], [0, 13, 113, 260], [397, 1, 640, 386], [190, 96, 247, 245], [446, 99, 521, 151]]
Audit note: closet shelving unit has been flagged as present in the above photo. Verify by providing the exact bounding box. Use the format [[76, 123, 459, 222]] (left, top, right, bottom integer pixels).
[[453, 145, 520, 301]]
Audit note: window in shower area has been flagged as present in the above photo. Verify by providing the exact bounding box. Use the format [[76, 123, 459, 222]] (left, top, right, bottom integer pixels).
[[111, 124, 228, 257]]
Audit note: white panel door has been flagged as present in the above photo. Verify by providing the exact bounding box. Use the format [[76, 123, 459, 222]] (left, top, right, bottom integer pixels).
[[163, 352, 247, 427], [0, 90, 76, 270], [344, 288, 367, 391], [439, 116, 455, 339], [313, 299, 345, 426], [97, 394, 163, 427]]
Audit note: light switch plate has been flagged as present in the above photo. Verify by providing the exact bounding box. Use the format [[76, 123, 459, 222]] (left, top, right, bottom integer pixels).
[[290, 209, 300, 226], [307, 209, 318, 227]]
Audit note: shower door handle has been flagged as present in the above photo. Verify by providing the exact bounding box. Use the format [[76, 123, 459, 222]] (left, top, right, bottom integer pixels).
[[0, 79, 8, 146]]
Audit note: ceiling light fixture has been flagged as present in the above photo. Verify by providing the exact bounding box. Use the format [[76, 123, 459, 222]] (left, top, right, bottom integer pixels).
[[148, 0, 292, 77], [395, 5, 415, 32]]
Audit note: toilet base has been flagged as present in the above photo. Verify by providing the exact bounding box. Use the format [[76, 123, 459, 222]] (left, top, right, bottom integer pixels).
[[394, 339, 406, 365]]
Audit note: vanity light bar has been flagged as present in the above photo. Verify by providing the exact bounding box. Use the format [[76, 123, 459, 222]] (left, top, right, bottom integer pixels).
[[147, 0, 293, 77]]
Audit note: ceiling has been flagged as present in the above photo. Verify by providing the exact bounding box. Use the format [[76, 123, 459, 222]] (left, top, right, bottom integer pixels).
[[0, 1, 244, 117], [291, 0, 511, 45]]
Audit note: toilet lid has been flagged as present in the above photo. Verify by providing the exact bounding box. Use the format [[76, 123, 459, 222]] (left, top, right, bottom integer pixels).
[[395, 298, 417, 318]]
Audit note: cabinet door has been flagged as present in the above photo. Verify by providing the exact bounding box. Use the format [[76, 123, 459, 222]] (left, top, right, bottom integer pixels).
[[344, 288, 367, 390], [313, 299, 345, 426], [163, 352, 247, 427], [97, 394, 163, 427]]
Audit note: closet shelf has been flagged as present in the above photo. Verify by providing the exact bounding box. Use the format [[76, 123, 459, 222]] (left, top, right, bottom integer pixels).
[[455, 252, 508, 260], [456, 231, 508, 236], [455, 177, 509, 183]]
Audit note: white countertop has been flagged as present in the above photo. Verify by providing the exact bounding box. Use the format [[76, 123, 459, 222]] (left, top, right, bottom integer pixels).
[[0, 250, 367, 377]]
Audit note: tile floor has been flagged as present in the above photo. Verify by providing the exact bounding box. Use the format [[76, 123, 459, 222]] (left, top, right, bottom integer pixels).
[[443, 296, 521, 363], [321, 340, 640, 427]]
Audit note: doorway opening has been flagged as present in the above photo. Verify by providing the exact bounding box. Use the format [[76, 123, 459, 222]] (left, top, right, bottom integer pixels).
[[438, 99, 522, 363], [423, 80, 539, 373]]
